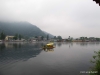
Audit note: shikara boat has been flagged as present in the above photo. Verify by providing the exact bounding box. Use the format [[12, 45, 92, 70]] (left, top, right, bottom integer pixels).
[[42, 42, 55, 49]]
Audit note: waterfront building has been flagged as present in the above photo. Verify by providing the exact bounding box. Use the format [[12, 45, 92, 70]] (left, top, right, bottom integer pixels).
[[5, 36, 14, 41]]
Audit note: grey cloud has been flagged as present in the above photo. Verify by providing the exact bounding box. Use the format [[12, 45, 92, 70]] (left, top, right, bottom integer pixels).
[[0, 0, 100, 38]]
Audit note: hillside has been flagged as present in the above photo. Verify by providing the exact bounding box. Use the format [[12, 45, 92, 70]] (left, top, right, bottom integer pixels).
[[0, 21, 54, 38], [43, 31, 54, 38]]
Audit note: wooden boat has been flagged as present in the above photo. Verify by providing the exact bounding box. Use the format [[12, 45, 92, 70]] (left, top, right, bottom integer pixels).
[[42, 42, 55, 49]]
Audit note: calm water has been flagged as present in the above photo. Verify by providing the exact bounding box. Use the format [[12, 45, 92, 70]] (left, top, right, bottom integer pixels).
[[0, 42, 100, 75]]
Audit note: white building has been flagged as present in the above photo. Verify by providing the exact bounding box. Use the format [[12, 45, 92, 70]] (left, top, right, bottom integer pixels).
[[5, 36, 14, 41]]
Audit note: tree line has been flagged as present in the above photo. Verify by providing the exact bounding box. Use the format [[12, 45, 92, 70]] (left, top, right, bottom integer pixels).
[[0, 32, 6, 40], [53, 36, 62, 41], [0, 31, 50, 41], [13, 34, 23, 40], [34, 34, 49, 40], [0, 32, 23, 40]]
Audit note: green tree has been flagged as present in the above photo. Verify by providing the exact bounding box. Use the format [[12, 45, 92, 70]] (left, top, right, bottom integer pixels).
[[68, 36, 72, 42], [80, 37, 85, 41], [95, 38, 100, 41], [80, 37, 83, 40], [54, 36, 56, 39], [90, 50, 100, 75], [0, 32, 6, 40], [41, 36, 44, 40], [70, 37, 73, 41], [13, 36, 17, 40], [19, 34, 22, 40], [47, 34, 49, 40], [57, 36, 62, 41], [35, 36, 38, 38], [69, 36, 70, 39], [13, 34, 18, 40], [85, 37, 87, 40]]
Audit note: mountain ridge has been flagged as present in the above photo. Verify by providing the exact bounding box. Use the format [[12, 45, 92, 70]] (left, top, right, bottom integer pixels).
[[0, 21, 54, 38]]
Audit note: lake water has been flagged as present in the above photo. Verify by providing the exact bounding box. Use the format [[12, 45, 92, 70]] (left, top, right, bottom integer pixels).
[[0, 42, 100, 75]]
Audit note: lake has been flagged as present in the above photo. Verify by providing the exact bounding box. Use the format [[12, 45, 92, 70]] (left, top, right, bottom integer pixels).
[[0, 42, 100, 75]]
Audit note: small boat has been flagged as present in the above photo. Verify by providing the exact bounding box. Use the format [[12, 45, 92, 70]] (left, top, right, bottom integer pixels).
[[42, 42, 55, 49]]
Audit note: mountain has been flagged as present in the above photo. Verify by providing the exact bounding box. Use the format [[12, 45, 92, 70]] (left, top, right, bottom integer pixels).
[[0, 21, 54, 38], [43, 31, 54, 38]]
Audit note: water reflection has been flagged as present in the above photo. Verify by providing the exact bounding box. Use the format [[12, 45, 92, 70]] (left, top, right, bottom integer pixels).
[[0, 43, 5, 50], [55, 42, 100, 47], [1, 42, 100, 50], [0, 42, 43, 62], [56, 42, 62, 47], [43, 48, 54, 52], [75, 42, 100, 46], [76, 42, 87, 46], [0, 42, 100, 75], [55, 42, 73, 48]]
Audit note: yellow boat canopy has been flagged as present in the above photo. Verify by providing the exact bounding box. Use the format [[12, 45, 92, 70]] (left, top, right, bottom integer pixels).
[[46, 43, 54, 46]]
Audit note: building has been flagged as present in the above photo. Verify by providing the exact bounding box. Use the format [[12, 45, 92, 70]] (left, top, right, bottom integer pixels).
[[43, 38, 47, 41], [38, 36, 42, 41], [29, 37, 37, 42], [89, 37, 96, 42], [5, 36, 14, 41]]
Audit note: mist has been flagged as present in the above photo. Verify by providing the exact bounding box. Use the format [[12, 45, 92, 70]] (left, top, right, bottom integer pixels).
[[0, 0, 100, 38]]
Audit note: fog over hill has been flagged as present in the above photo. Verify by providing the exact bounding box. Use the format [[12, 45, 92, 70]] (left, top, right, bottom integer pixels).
[[0, 21, 54, 38]]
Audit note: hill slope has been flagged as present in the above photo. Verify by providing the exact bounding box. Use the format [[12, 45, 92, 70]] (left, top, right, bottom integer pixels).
[[43, 31, 54, 38], [0, 21, 54, 38]]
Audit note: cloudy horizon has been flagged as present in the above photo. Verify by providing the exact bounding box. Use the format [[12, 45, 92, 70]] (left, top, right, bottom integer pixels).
[[0, 0, 100, 38]]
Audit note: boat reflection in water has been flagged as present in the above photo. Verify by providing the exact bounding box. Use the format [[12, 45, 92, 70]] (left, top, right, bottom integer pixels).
[[43, 48, 54, 52]]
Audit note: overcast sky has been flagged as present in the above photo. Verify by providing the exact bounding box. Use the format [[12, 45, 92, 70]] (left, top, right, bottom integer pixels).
[[0, 0, 100, 38]]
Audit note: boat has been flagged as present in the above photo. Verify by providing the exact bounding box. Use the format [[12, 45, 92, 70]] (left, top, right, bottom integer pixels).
[[42, 42, 55, 49], [46, 43, 53, 46]]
